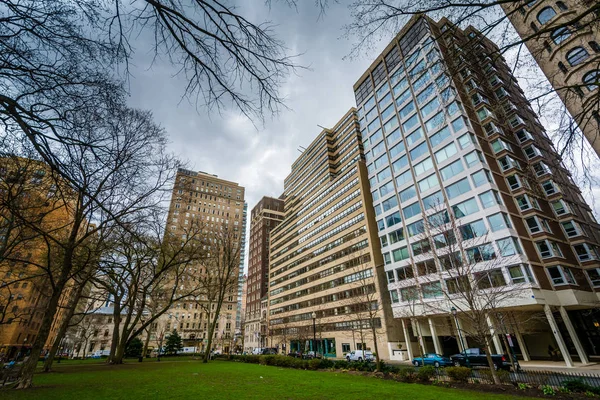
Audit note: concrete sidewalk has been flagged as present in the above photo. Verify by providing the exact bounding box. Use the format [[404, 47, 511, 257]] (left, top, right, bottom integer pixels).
[[520, 360, 600, 373]]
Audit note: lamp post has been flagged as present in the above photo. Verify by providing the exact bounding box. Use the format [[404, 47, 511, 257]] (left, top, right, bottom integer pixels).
[[311, 312, 317, 357], [451, 307, 469, 367], [20, 337, 28, 361]]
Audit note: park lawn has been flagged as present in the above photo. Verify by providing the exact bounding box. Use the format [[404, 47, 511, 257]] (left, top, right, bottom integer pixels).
[[4, 360, 533, 400]]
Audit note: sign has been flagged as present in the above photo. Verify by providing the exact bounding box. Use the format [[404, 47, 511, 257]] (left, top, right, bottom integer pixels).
[[506, 334, 514, 347]]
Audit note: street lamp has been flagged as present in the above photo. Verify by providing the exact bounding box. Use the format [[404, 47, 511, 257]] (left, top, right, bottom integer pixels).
[[451, 307, 469, 368], [311, 312, 317, 357]]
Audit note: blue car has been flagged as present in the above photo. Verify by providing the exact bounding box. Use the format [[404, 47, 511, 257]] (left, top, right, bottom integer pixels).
[[412, 353, 453, 367]]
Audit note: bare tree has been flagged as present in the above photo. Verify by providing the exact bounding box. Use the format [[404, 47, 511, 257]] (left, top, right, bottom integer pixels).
[[341, 252, 387, 371], [5, 105, 178, 389], [94, 217, 207, 364], [194, 223, 241, 363]]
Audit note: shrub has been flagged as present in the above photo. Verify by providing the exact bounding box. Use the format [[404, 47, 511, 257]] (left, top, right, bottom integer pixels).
[[541, 384, 556, 396], [479, 368, 510, 384], [319, 358, 334, 369], [333, 360, 349, 370], [397, 367, 416, 383], [446, 366, 471, 383], [417, 365, 436, 382], [308, 359, 322, 370], [563, 379, 590, 393]]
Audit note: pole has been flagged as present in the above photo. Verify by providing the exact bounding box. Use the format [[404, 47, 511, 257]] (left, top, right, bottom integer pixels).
[[312, 317, 316, 356], [452, 309, 469, 368]]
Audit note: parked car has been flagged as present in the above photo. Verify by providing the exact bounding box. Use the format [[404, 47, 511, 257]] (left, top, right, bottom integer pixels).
[[450, 348, 511, 370], [346, 350, 374, 362], [412, 353, 453, 367], [261, 348, 278, 355], [287, 351, 303, 358]]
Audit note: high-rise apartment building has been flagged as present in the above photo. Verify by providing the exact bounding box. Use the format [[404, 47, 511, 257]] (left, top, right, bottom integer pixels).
[[354, 15, 600, 365], [502, 0, 600, 155], [0, 158, 79, 360], [268, 109, 401, 358], [161, 168, 246, 353], [244, 196, 284, 352], [234, 201, 248, 349]]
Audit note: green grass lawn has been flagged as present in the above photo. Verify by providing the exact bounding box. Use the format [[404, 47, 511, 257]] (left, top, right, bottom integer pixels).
[[3, 360, 532, 400]]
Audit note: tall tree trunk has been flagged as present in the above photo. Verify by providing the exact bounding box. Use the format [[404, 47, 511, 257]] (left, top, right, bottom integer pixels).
[[16, 277, 68, 389], [484, 338, 501, 385], [108, 305, 122, 364], [370, 323, 381, 372], [142, 329, 151, 361], [43, 282, 86, 372]]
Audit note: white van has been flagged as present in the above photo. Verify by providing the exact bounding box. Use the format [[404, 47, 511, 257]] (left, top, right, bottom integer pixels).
[[346, 350, 374, 362]]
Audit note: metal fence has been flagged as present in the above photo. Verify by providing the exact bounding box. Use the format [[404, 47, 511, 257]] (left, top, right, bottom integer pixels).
[[431, 367, 600, 388]]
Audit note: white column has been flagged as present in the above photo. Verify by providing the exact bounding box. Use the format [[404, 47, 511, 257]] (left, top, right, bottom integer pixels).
[[487, 314, 503, 355], [544, 304, 574, 367], [428, 318, 442, 354], [414, 318, 427, 354], [559, 306, 589, 365], [514, 331, 530, 361], [401, 319, 413, 361], [453, 315, 466, 351]]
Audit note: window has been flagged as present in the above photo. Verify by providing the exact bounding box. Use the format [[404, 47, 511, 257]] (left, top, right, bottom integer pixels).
[[433, 230, 456, 249], [410, 142, 429, 160], [388, 227, 404, 243], [476, 268, 505, 289], [552, 199, 570, 215], [587, 268, 600, 287], [536, 240, 563, 258], [400, 101, 416, 120], [590, 41, 600, 53], [506, 175, 523, 191], [403, 202, 421, 219], [508, 265, 535, 284], [392, 155, 408, 173], [583, 70, 600, 91], [566, 47, 589, 66], [446, 276, 469, 294], [393, 247, 411, 263], [551, 27, 571, 45], [471, 169, 491, 187], [537, 7, 556, 24], [407, 220, 424, 237], [422, 191, 444, 210], [479, 190, 502, 209], [533, 162, 550, 176], [390, 290, 399, 303], [465, 151, 484, 168], [440, 159, 464, 181], [556, 1, 567, 11], [400, 186, 417, 202], [573, 243, 599, 261], [430, 126, 451, 147], [497, 237, 522, 256], [458, 133, 474, 149], [400, 286, 418, 302], [413, 157, 433, 176], [379, 181, 395, 197], [547, 265, 576, 286], [541, 180, 559, 196], [377, 167, 392, 183], [418, 174, 439, 192], [426, 111, 445, 132], [412, 239, 431, 256], [460, 219, 486, 240], [516, 194, 538, 211], [446, 178, 471, 199], [388, 138, 405, 157], [403, 114, 419, 133], [435, 142, 457, 163], [561, 221, 581, 237], [422, 281, 443, 298], [525, 216, 545, 234], [382, 196, 398, 212], [396, 170, 412, 187], [491, 139, 511, 153], [558, 62, 568, 74], [488, 213, 511, 232], [421, 97, 440, 117], [453, 198, 479, 218]]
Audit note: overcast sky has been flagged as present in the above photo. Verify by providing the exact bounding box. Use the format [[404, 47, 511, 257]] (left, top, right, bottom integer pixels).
[[127, 2, 366, 214], [123, 2, 598, 269]]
